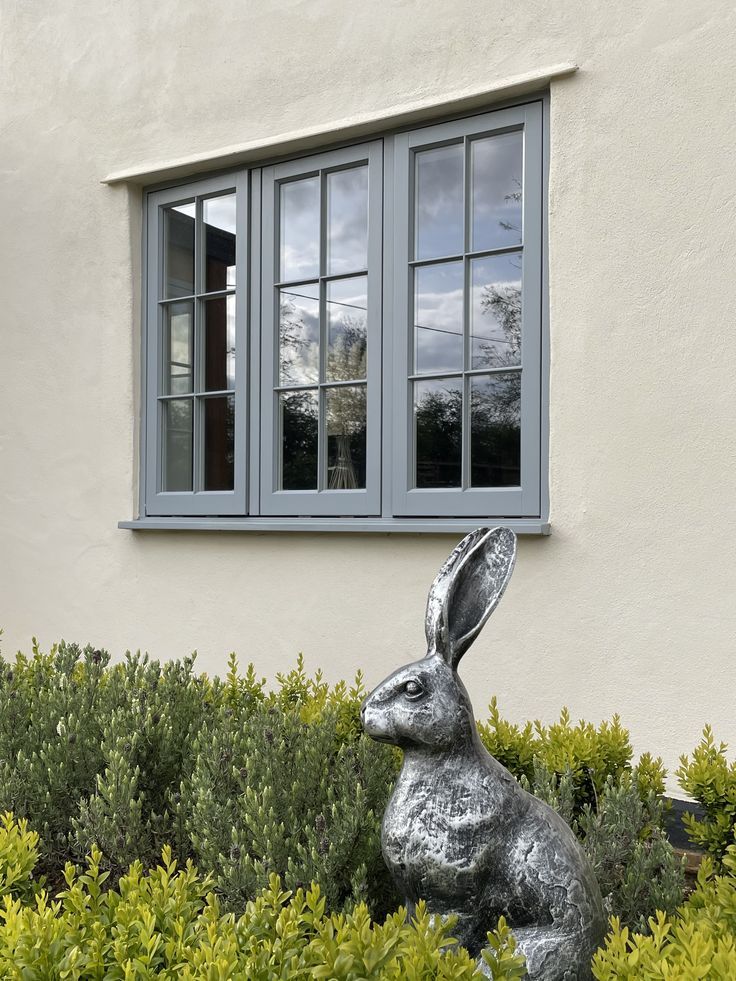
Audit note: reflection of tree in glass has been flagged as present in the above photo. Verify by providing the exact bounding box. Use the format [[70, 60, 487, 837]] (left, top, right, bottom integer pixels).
[[327, 320, 366, 488], [279, 295, 319, 385], [281, 391, 318, 490], [416, 386, 462, 488], [478, 264, 521, 422], [498, 181, 522, 236]]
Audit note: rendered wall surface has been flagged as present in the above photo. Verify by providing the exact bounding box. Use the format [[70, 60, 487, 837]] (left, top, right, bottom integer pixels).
[[1, 1, 735, 793]]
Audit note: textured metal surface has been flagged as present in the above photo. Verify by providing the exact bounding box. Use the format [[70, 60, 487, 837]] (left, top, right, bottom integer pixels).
[[361, 527, 605, 980]]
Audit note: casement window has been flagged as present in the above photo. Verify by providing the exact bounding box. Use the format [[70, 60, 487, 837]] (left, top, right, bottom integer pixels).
[[138, 101, 546, 531]]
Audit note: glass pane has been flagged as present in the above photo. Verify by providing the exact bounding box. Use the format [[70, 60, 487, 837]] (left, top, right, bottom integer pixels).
[[203, 395, 235, 491], [471, 131, 523, 251], [327, 276, 367, 381], [414, 377, 462, 488], [280, 389, 318, 490], [327, 166, 368, 275], [164, 202, 195, 298], [165, 301, 193, 395], [204, 296, 236, 391], [470, 373, 521, 487], [279, 283, 320, 385], [280, 177, 320, 282], [414, 144, 463, 261], [414, 261, 463, 373], [326, 385, 366, 489], [204, 194, 236, 292], [470, 253, 522, 369], [163, 398, 193, 491]]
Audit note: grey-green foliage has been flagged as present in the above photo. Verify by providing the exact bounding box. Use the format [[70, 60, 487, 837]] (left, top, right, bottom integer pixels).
[[525, 763, 685, 933], [0, 640, 213, 885], [186, 656, 399, 917]]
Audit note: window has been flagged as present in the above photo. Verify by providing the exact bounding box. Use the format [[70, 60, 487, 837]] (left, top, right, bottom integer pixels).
[[140, 101, 545, 529]]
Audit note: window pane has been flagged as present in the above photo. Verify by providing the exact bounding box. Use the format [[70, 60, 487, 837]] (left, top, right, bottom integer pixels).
[[204, 296, 236, 391], [204, 194, 236, 292], [414, 144, 463, 261], [203, 395, 235, 491], [327, 166, 368, 275], [470, 373, 521, 487], [279, 283, 320, 385], [327, 276, 367, 381], [163, 398, 193, 491], [326, 385, 366, 489], [414, 261, 464, 373], [165, 301, 193, 395], [280, 177, 320, 282], [471, 131, 523, 252], [414, 377, 462, 488], [164, 202, 195, 298], [470, 253, 522, 369], [279, 389, 318, 490]]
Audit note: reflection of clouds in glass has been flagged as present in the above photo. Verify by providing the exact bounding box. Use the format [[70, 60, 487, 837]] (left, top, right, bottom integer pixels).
[[203, 194, 236, 234], [204, 194, 237, 291], [471, 253, 521, 369], [328, 167, 368, 275], [414, 262, 463, 373], [173, 202, 196, 219], [327, 276, 367, 381], [280, 177, 320, 281], [415, 144, 463, 260], [471, 132, 522, 251], [279, 284, 320, 385]]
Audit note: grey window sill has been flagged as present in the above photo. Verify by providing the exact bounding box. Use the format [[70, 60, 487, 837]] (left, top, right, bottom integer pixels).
[[119, 517, 550, 535]]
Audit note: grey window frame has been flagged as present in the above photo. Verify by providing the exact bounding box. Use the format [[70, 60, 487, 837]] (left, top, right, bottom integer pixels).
[[136, 99, 547, 530], [144, 172, 248, 516], [259, 142, 383, 516], [391, 103, 543, 518]]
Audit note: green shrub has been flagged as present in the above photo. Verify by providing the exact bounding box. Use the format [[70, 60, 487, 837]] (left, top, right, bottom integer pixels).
[[0, 826, 526, 979], [186, 656, 399, 917], [0, 638, 679, 932], [592, 831, 736, 979], [576, 772, 684, 932], [0, 812, 39, 903], [478, 699, 666, 819], [677, 725, 736, 867]]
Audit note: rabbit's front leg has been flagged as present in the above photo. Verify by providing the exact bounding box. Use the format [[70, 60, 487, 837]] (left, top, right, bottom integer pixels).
[[494, 925, 596, 981]]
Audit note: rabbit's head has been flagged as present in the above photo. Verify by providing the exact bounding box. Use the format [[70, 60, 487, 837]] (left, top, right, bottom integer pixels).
[[361, 527, 516, 751]]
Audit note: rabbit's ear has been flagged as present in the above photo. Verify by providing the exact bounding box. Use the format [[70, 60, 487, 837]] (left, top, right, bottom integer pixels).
[[425, 527, 516, 669]]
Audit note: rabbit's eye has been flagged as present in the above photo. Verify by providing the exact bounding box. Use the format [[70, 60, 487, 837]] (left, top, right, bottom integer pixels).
[[403, 680, 424, 700]]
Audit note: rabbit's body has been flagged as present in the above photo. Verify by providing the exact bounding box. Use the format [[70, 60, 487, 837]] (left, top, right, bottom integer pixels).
[[362, 528, 605, 980]]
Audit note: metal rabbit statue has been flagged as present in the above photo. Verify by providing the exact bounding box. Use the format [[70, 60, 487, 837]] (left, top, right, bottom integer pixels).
[[361, 527, 605, 980]]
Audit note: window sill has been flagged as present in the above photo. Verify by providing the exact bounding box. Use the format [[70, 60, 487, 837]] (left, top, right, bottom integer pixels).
[[118, 517, 550, 535]]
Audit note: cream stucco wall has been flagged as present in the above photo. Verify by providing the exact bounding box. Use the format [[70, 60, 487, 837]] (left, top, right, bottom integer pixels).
[[1, 1, 735, 794]]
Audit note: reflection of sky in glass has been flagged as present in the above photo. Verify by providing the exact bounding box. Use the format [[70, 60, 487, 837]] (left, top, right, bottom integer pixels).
[[470, 253, 521, 369], [327, 276, 367, 381], [327, 167, 368, 275], [414, 144, 463, 260], [471, 132, 523, 251], [204, 194, 236, 289], [280, 178, 320, 282], [163, 399, 193, 491], [279, 283, 320, 385], [414, 262, 463, 373], [167, 302, 193, 395], [164, 204, 195, 298]]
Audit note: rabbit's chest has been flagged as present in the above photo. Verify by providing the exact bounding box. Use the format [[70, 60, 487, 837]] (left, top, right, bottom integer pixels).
[[382, 776, 507, 902]]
